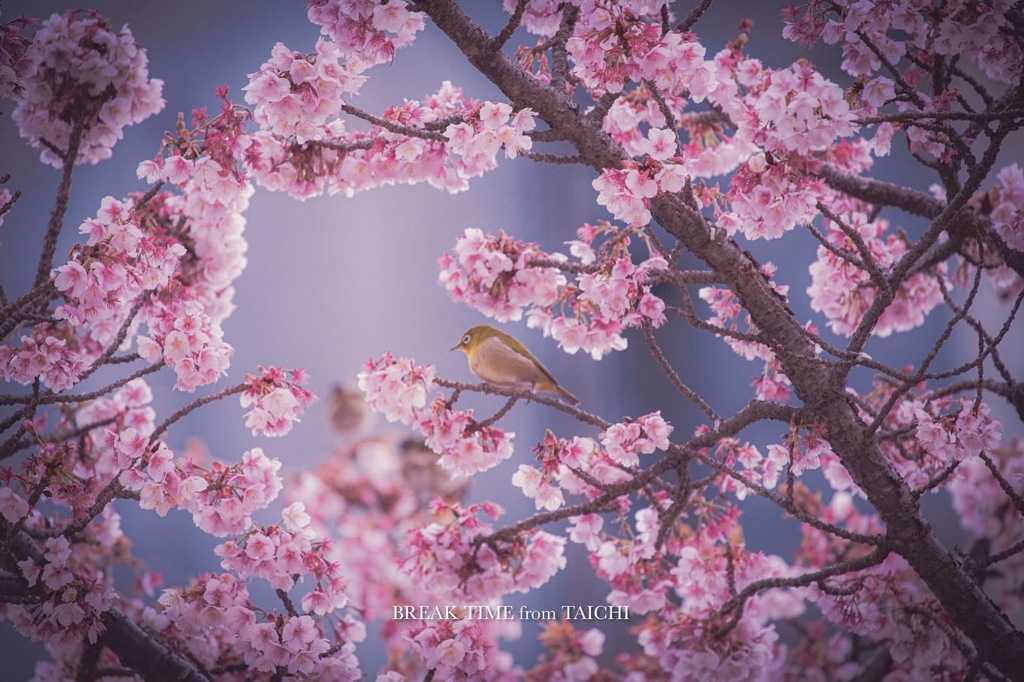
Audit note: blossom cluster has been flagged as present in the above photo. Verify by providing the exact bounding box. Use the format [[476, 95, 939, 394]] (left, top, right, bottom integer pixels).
[[137, 106, 252, 291], [0, 15, 32, 99], [121, 444, 283, 538], [75, 377, 157, 476], [782, 413, 1018, 680], [0, 195, 185, 393], [439, 225, 668, 360], [2, 427, 136, 659], [11, 12, 164, 167], [0, 323, 88, 394], [808, 212, 945, 337], [601, 412, 673, 467], [137, 295, 235, 392], [438, 227, 567, 323], [577, 34, 859, 238], [734, 61, 856, 157], [705, 59, 857, 241], [719, 159, 825, 241], [400, 617, 518, 681], [238, 8, 536, 201], [783, 0, 1020, 163], [785, 487, 973, 678], [642, 542, 800, 680], [357, 353, 516, 476], [244, 81, 525, 199], [244, 38, 366, 142], [530, 455, 588, 515], [306, 0, 424, 69], [574, 495, 803, 680], [240, 366, 317, 437], [420, 396, 516, 477], [443, 101, 535, 166], [57, 481, 363, 677], [215, 502, 345, 599], [601, 97, 681, 161], [566, 3, 718, 99], [501, 0, 562, 38], [957, 163, 1024, 297], [11, 142, 249, 396], [844, 379, 1001, 493], [405, 500, 566, 601], [135, 127, 255, 390], [514, 415, 672, 514], [357, 352, 433, 423], [7, 527, 117, 658], [591, 164, 662, 227], [157, 536, 360, 678], [784, 0, 1022, 86], [915, 399, 1003, 464], [0, 382, 152, 532], [54, 197, 184, 328], [808, 549, 962, 676], [711, 429, 852, 502]]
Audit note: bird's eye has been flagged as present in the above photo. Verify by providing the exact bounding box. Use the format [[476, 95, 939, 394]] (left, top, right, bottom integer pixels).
[[462, 334, 471, 345]]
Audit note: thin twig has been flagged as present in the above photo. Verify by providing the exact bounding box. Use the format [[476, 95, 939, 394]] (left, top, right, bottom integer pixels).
[[493, 0, 528, 50], [677, 0, 714, 33], [641, 321, 719, 423]]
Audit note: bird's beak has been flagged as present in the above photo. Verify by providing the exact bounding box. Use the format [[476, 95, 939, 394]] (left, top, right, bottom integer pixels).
[[449, 344, 459, 352]]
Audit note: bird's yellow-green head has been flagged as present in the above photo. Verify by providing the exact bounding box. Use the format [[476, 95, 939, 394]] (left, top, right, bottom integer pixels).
[[449, 324, 505, 358]]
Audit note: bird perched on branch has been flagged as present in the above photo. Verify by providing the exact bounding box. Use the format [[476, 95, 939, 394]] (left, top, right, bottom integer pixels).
[[451, 324, 579, 405]]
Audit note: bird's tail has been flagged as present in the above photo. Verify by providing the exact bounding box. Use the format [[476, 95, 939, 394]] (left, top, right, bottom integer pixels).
[[554, 384, 580, 405]]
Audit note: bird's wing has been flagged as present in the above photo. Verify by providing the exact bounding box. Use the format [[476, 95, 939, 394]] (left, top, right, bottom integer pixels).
[[493, 334, 560, 385], [474, 336, 545, 386]]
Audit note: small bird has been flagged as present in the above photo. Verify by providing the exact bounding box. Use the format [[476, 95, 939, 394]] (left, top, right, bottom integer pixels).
[[450, 325, 579, 405]]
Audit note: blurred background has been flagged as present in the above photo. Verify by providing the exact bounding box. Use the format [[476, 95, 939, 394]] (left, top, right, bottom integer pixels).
[[1, 1, 1020, 678]]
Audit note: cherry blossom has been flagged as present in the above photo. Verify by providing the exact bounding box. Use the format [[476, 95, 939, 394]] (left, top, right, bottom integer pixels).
[[240, 366, 317, 437], [808, 211, 946, 337], [244, 38, 365, 142], [12, 12, 164, 167]]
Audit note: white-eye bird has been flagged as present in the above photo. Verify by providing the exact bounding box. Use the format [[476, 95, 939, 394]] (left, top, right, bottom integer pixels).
[[450, 325, 579, 405]]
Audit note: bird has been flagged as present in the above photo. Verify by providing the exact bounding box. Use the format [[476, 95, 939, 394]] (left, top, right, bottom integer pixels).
[[450, 324, 579, 405]]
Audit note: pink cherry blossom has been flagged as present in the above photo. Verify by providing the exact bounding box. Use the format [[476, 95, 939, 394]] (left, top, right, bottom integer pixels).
[[12, 12, 164, 167]]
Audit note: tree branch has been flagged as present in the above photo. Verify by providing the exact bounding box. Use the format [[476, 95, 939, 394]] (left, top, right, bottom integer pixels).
[[33, 117, 87, 290]]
